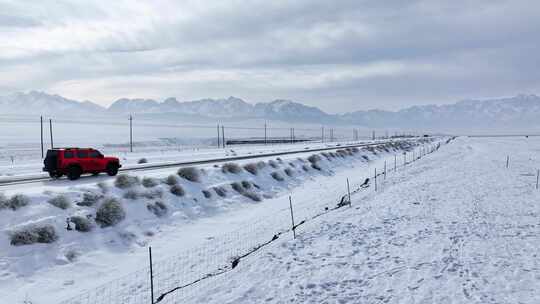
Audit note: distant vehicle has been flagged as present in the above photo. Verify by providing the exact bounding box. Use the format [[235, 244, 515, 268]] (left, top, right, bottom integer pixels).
[[43, 148, 121, 180]]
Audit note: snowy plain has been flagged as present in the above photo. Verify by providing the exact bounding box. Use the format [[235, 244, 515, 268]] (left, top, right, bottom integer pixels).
[[0, 139, 425, 303], [3, 136, 537, 304], [187, 136, 540, 304]]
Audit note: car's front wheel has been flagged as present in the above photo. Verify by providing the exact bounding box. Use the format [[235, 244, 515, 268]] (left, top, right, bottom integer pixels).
[[106, 163, 119, 176]]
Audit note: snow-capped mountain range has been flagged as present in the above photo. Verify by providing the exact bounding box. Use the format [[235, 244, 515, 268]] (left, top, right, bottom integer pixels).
[[1, 91, 540, 129]]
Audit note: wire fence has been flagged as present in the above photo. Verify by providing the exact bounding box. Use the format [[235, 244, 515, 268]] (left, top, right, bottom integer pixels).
[[57, 138, 453, 304]]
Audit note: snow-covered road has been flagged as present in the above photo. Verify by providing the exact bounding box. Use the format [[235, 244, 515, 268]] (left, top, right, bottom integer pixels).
[[190, 137, 540, 303]]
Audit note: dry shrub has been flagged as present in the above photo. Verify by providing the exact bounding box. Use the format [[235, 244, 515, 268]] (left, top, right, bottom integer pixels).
[[114, 174, 140, 189], [243, 163, 259, 175], [170, 184, 185, 197], [142, 177, 159, 188], [242, 191, 262, 202], [231, 182, 244, 193], [10, 224, 58, 246], [48, 195, 71, 209], [0, 193, 30, 210], [177, 167, 201, 182], [70, 216, 93, 232], [311, 163, 322, 171], [164, 174, 179, 185], [271, 171, 284, 181], [202, 190, 212, 198], [284, 168, 294, 177], [307, 154, 321, 163], [95, 198, 125, 228], [147, 201, 167, 217], [222, 163, 243, 174], [213, 186, 227, 197], [78, 192, 102, 207], [268, 160, 279, 168]]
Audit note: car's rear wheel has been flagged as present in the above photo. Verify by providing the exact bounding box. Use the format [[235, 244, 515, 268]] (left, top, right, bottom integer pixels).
[[106, 163, 119, 176], [67, 166, 82, 180], [48, 171, 62, 179]]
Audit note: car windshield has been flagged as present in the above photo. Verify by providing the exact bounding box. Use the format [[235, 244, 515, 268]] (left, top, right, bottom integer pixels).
[[89, 150, 102, 158]]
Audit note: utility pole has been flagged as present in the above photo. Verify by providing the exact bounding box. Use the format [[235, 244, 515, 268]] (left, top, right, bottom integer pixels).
[[217, 124, 221, 148], [321, 126, 325, 143], [129, 115, 133, 152], [222, 125, 226, 148], [264, 122, 267, 145], [372, 130, 375, 140], [49, 119, 54, 149], [40, 116, 44, 158]]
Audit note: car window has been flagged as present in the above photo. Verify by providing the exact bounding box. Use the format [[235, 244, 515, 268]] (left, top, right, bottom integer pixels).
[[64, 151, 74, 158], [77, 150, 88, 158], [89, 150, 101, 158]]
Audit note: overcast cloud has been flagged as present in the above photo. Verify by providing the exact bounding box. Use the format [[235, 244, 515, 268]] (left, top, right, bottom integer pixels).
[[1, 0, 539, 113]]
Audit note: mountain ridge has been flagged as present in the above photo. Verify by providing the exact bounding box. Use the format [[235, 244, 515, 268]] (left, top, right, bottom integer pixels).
[[1, 91, 539, 129]]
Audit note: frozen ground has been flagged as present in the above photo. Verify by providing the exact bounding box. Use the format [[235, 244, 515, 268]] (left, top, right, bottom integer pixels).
[[187, 136, 540, 304]]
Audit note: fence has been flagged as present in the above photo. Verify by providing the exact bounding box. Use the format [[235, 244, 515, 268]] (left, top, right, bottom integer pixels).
[[57, 138, 453, 304]]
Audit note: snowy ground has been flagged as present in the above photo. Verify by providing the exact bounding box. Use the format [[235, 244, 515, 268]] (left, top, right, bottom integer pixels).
[[0, 139, 427, 303], [5, 136, 537, 304], [187, 136, 540, 304]]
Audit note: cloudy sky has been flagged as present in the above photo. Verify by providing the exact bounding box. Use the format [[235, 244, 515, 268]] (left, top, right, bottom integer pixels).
[[1, 0, 539, 113]]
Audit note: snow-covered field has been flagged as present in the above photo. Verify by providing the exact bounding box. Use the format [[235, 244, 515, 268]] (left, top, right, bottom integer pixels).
[[4, 136, 538, 304], [188, 136, 540, 304], [0, 139, 426, 304]]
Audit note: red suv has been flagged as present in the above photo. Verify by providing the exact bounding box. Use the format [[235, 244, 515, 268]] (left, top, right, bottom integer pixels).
[[43, 148, 121, 180]]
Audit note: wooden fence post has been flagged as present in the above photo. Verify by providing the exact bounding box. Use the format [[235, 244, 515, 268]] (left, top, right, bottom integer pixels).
[[374, 168, 377, 192], [289, 196, 296, 239], [149, 247, 154, 304], [347, 178, 351, 207]]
